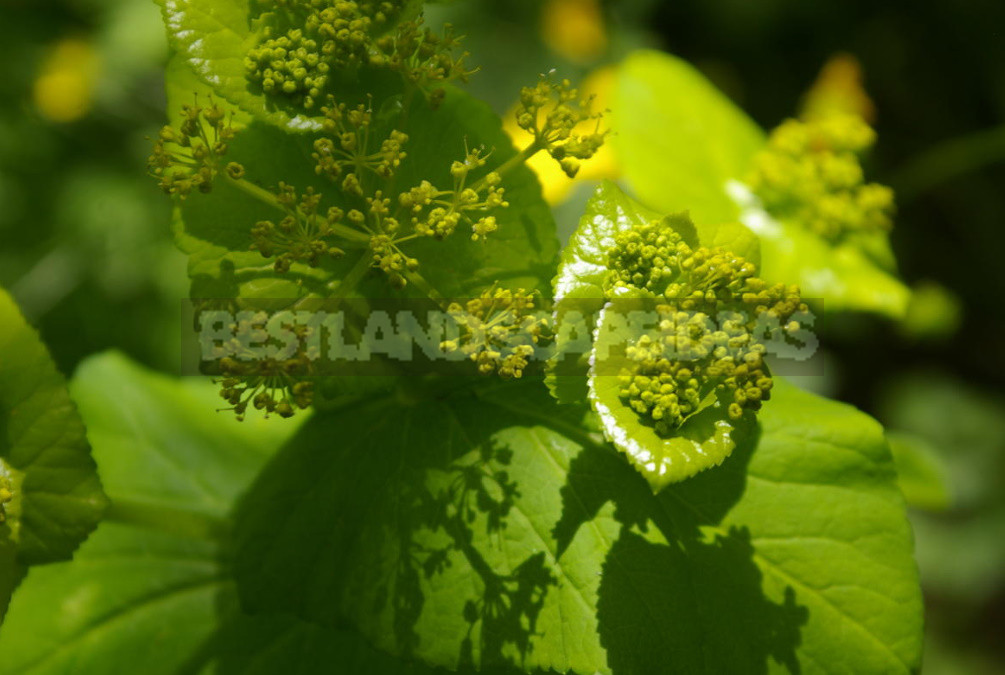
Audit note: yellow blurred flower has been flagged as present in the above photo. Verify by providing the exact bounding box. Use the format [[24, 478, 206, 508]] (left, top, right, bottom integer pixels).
[[541, 0, 608, 64], [505, 66, 620, 205], [801, 53, 876, 124], [33, 38, 100, 123]]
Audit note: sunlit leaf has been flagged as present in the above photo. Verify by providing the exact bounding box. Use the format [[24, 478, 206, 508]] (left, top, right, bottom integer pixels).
[[234, 377, 923, 674], [611, 50, 765, 225]]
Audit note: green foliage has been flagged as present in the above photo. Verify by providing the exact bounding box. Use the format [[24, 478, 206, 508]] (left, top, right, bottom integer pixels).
[[611, 51, 765, 225], [611, 49, 912, 318], [232, 377, 922, 673], [0, 353, 448, 674], [0, 289, 107, 621], [0, 1, 927, 672], [879, 373, 1005, 603]]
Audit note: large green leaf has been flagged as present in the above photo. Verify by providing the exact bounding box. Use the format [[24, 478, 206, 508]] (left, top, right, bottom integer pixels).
[[165, 53, 558, 302], [0, 523, 224, 674], [0, 352, 474, 674], [0, 521, 465, 675], [0, 289, 106, 619], [611, 51, 766, 225], [234, 377, 923, 674], [68, 352, 293, 518]]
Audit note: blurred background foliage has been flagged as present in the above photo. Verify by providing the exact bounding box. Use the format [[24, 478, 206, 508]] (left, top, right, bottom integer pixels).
[[0, 0, 1003, 671]]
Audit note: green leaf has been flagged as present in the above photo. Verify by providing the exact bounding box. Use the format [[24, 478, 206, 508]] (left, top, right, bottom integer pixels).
[[233, 377, 922, 674], [547, 181, 660, 404], [730, 189, 912, 316], [0, 288, 106, 620], [611, 50, 766, 225], [0, 521, 462, 675], [165, 54, 558, 301], [0, 352, 466, 674], [0, 523, 225, 675], [68, 352, 296, 518], [886, 431, 952, 512], [547, 182, 761, 485]]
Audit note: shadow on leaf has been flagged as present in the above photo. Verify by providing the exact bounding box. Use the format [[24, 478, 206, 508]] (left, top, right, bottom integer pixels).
[[555, 420, 808, 674], [232, 380, 806, 674]]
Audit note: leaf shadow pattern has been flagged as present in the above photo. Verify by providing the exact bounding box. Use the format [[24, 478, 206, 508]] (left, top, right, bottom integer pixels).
[[554, 420, 809, 674], [232, 383, 560, 671], [369, 428, 555, 667], [233, 380, 807, 674]]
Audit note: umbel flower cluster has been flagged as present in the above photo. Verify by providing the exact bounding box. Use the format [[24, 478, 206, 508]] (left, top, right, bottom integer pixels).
[[209, 311, 317, 420], [516, 75, 607, 178], [148, 98, 244, 198], [245, 0, 473, 110], [250, 95, 511, 288], [441, 287, 552, 378], [152, 1, 609, 417], [746, 112, 895, 243], [250, 183, 347, 273], [605, 220, 807, 436]]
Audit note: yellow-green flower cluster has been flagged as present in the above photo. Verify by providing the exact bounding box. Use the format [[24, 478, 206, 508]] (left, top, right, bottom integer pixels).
[[148, 99, 242, 198], [267, 96, 510, 285], [747, 112, 894, 243], [441, 287, 552, 378], [253, 97, 511, 286], [516, 75, 607, 178], [0, 472, 12, 524], [607, 220, 806, 435], [245, 0, 406, 110], [245, 1, 473, 110], [371, 20, 475, 98], [212, 310, 317, 420], [399, 147, 508, 241], [251, 182, 347, 273], [312, 99, 409, 186]]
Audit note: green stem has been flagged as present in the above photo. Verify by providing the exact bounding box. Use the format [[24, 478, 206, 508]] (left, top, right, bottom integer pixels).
[[402, 267, 445, 302], [337, 250, 375, 300], [104, 498, 229, 542], [469, 140, 542, 192], [224, 174, 371, 244]]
